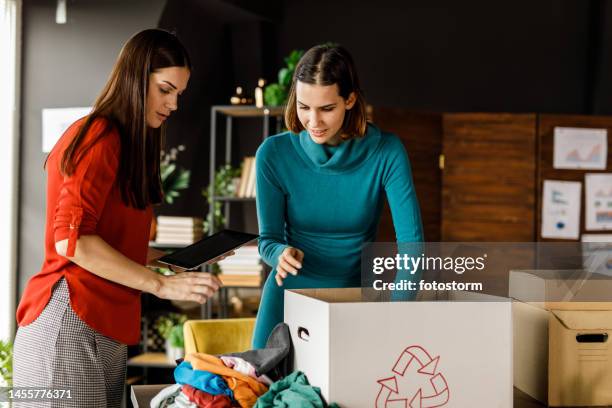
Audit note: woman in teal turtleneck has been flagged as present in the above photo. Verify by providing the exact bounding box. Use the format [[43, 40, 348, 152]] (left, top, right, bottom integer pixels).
[[252, 44, 424, 348]]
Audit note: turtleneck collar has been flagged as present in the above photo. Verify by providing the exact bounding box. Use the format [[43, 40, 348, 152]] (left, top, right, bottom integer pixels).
[[290, 123, 383, 174]]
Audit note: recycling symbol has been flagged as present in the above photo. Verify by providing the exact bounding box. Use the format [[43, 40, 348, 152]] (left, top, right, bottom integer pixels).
[[376, 345, 450, 408]]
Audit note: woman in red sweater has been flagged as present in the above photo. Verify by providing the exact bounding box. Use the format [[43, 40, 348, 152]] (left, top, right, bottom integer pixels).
[[13, 29, 220, 407]]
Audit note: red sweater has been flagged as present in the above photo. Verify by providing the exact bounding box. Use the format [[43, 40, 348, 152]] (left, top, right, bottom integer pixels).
[[16, 117, 152, 345]]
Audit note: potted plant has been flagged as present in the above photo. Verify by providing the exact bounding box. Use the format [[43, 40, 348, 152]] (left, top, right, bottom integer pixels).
[[161, 145, 191, 205], [167, 325, 185, 361], [150, 145, 192, 240], [0, 338, 13, 387], [264, 49, 304, 107], [202, 163, 241, 234], [153, 313, 187, 361]]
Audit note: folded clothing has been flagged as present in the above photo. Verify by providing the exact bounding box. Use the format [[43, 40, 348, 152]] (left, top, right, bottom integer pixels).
[[254, 371, 339, 408], [226, 323, 292, 381], [174, 361, 234, 399]]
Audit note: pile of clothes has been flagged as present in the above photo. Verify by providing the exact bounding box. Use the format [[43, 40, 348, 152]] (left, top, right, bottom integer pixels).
[[150, 323, 338, 408]]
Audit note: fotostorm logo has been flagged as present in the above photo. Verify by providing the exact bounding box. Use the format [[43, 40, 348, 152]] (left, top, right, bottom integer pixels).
[[372, 253, 488, 275]]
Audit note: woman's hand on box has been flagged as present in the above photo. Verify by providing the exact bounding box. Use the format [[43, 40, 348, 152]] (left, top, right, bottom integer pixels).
[[156, 272, 222, 304], [276, 247, 304, 286]]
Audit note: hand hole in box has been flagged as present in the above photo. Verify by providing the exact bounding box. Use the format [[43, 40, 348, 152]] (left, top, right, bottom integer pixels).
[[576, 333, 608, 343], [297, 326, 310, 342]]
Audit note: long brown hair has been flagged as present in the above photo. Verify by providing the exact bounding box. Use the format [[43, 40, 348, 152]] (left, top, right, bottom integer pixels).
[[54, 29, 191, 209], [285, 44, 367, 139]]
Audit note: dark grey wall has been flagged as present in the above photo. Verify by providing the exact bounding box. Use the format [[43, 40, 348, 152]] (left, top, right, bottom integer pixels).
[[156, 0, 276, 228], [18, 0, 166, 294], [276, 0, 596, 113]]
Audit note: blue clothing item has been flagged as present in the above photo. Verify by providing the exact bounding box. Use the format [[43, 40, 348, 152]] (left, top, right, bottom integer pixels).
[[174, 361, 233, 399], [252, 124, 424, 348]]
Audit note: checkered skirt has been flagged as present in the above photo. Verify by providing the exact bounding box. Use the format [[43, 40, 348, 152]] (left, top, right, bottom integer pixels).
[[13, 278, 127, 407]]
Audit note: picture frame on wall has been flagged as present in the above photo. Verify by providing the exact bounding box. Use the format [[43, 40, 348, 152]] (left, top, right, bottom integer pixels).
[[553, 127, 607, 170]]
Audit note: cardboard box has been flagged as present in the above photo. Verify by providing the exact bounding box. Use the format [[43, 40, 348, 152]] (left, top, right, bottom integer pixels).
[[284, 288, 512, 407], [510, 270, 612, 406]]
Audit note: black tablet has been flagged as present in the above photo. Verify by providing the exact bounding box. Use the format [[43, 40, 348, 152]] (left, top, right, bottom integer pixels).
[[157, 229, 259, 270]]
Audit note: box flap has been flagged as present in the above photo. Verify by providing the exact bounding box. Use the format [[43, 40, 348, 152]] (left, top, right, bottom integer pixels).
[[510, 270, 612, 310], [288, 288, 364, 303], [551, 309, 612, 330]]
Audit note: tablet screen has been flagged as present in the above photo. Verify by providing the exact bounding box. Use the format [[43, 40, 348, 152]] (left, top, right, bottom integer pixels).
[[157, 229, 259, 270]]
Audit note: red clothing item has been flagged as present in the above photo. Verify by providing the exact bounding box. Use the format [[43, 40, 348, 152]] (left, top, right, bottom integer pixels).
[[16, 117, 152, 345], [182, 385, 233, 407]]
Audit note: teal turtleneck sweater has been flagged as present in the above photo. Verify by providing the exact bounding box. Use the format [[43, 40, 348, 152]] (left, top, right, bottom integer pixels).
[[252, 124, 424, 348]]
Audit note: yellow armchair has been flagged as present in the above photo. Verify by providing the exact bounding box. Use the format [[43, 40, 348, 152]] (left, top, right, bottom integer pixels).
[[183, 318, 255, 355]]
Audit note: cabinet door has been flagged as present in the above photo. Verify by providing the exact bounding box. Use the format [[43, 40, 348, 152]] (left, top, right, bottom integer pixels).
[[538, 114, 612, 241], [442, 113, 537, 241], [373, 109, 443, 242]]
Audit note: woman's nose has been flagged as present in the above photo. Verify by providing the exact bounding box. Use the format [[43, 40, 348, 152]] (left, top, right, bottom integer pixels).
[[309, 111, 321, 126], [166, 96, 178, 111]]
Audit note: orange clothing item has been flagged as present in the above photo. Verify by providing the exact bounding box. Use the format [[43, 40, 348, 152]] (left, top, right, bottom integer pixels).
[[16, 117, 152, 345], [185, 353, 268, 408]]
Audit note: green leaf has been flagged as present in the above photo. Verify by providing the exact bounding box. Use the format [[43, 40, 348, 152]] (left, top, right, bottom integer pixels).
[[168, 325, 184, 348], [278, 68, 291, 87], [0, 338, 12, 385], [174, 169, 191, 190], [160, 163, 176, 182], [285, 49, 304, 70], [264, 83, 287, 107], [154, 313, 186, 340]]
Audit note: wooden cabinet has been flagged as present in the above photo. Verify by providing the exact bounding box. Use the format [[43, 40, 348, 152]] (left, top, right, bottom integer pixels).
[[331, 111, 612, 243], [442, 113, 537, 241], [373, 109, 443, 242]]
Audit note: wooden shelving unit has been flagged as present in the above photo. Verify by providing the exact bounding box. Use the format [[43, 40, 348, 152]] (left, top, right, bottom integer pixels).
[[208, 105, 283, 318]]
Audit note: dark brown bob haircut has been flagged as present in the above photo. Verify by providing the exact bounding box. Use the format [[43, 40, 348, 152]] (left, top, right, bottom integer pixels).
[[50, 29, 191, 209], [285, 44, 367, 139]]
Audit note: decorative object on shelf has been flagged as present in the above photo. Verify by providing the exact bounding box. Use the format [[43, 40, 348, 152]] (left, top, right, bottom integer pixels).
[[154, 313, 187, 361], [255, 79, 265, 108], [203, 164, 241, 234], [237, 156, 256, 198], [161, 145, 191, 205], [230, 86, 243, 105], [230, 86, 252, 105], [0, 338, 13, 387], [264, 49, 304, 107]]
